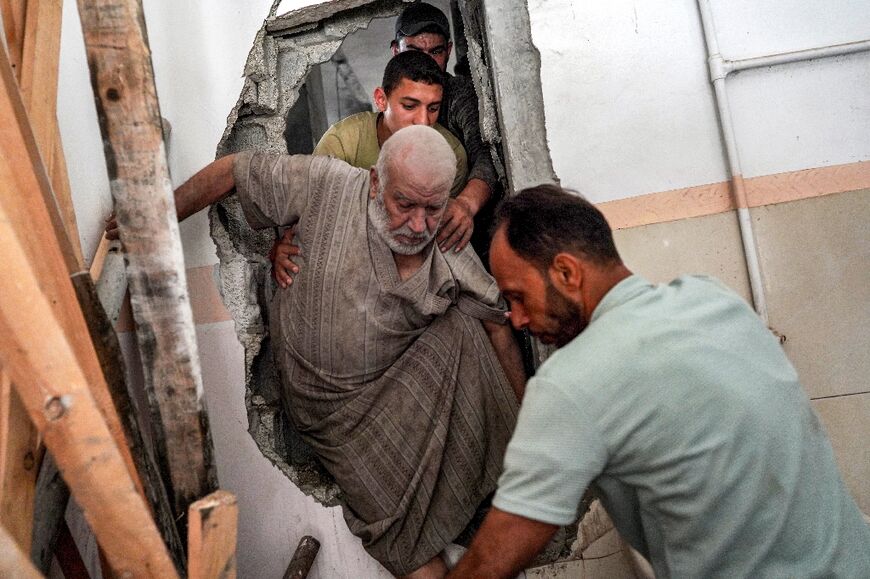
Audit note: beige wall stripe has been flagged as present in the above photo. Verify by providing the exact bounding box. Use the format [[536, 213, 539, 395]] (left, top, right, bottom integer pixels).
[[600, 160, 870, 230]]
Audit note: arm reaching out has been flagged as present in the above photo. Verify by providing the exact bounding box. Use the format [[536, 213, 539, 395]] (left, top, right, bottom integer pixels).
[[106, 154, 237, 239], [447, 507, 558, 578], [482, 319, 526, 401]]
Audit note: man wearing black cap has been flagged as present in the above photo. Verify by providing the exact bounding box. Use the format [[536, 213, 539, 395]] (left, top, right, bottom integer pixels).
[[392, 2, 500, 259]]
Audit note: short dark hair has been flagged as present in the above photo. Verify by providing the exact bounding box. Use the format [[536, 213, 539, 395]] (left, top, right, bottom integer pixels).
[[382, 50, 445, 95], [494, 184, 622, 269]]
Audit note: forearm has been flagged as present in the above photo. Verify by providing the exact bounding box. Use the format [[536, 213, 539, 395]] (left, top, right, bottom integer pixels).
[[448, 508, 558, 578], [456, 178, 491, 216], [483, 320, 526, 401], [174, 154, 237, 222]]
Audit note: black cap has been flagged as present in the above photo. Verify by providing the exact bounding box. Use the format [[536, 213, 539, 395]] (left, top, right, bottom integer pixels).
[[395, 3, 450, 41]]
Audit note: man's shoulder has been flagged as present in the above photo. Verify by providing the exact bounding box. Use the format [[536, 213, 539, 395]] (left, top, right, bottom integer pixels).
[[315, 112, 379, 168], [433, 122, 466, 159], [444, 73, 476, 98], [321, 112, 376, 142]]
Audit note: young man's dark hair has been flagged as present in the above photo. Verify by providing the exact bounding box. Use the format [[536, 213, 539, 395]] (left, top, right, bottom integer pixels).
[[494, 184, 622, 269], [382, 50, 445, 95]]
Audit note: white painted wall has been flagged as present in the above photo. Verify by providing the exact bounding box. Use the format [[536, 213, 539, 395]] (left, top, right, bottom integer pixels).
[[528, 0, 870, 201], [57, 0, 112, 266]]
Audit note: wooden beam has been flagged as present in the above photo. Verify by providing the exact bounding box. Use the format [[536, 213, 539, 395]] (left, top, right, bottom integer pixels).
[[0, 0, 27, 75], [1, 26, 145, 502], [187, 491, 238, 579], [0, 521, 42, 579], [76, 0, 217, 529], [17, 0, 84, 268], [0, 130, 178, 579], [0, 39, 178, 577], [0, 369, 40, 553]]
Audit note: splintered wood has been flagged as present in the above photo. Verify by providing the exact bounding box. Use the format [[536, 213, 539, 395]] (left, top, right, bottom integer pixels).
[[0, 36, 177, 577], [188, 490, 239, 579], [76, 0, 218, 530]]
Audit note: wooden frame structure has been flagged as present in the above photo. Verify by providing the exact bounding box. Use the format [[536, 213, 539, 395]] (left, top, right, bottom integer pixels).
[[0, 0, 233, 576]]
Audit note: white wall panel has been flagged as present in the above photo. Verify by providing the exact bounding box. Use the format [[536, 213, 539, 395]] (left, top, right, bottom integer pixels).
[[708, 0, 870, 62], [528, 0, 728, 203], [726, 52, 870, 178], [142, 0, 274, 269]]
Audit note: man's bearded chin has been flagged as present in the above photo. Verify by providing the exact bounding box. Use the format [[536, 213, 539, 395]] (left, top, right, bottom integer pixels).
[[546, 282, 587, 348], [368, 187, 438, 255]]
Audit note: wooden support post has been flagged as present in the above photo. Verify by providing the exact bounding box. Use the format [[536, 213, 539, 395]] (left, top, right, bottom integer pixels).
[[0, 0, 27, 75], [76, 0, 218, 530], [0, 41, 177, 577], [0, 521, 42, 579], [0, 133, 179, 578], [4, 2, 185, 569], [18, 0, 84, 268], [187, 491, 238, 579], [0, 369, 40, 553], [0, 22, 145, 502]]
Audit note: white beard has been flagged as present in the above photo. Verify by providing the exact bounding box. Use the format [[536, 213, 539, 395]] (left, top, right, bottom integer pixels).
[[368, 191, 436, 255]]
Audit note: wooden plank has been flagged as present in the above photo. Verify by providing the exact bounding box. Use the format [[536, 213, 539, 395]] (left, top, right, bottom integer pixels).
[[16, 0, 85, 268], [0, 40, 177, 577], [0, 371, 40, 554], [76, 0, 218, 530], [0, 521, 42, 579], [0, 0, 26, 75], [187, 490, 238, 579], [1, 29, 145, 503], [0, 132, 178, 579]]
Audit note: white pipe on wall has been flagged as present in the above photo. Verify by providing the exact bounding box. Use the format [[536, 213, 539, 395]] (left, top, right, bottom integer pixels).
[[697, 0, 870, 325]]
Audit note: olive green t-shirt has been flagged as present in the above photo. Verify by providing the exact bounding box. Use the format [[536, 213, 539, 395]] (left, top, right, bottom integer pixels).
[[313, 111, 469, 197]]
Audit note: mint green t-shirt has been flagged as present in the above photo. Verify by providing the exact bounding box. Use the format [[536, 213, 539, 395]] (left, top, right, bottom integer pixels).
[[494, 275, 870, 578]]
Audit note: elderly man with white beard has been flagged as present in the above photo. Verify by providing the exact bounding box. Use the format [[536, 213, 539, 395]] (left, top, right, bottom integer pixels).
[[114, 125, 524, 579]]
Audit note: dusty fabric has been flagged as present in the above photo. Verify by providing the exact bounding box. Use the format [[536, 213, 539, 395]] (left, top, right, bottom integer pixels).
[[439, 74, 498, 191], [234, 150, 518, 575], [313, 111, 469, 197]]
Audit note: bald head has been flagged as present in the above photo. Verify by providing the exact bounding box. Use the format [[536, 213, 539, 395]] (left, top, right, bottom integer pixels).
[[375, 125, 455, 200]]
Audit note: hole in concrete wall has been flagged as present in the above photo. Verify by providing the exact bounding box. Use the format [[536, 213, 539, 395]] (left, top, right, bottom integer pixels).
[[209, 0, 513, 510]]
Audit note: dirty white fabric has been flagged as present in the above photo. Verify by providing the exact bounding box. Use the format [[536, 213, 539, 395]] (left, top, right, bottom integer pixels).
[[495, 274, 870, 578], [234, 151, 518, 575]]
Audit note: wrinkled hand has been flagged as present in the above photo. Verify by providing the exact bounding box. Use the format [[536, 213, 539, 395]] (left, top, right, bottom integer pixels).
[[105, 213, 120, 240], [269, 227, 301, 289], [437, 197, 475, 253]]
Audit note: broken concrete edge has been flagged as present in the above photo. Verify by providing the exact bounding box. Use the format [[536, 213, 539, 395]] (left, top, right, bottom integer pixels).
[[210, 1, 421, 504], [267, 0, 414, 34]]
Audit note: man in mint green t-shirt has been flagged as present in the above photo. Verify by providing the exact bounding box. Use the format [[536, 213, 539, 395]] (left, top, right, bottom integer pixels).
[[449, 184, 870, 578]]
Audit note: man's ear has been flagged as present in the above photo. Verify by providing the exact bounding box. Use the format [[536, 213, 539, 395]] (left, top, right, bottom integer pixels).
[[374, 86, 388, 113], [445, 40, 453, 64], [549, 253, 583, 294], [390, 39, 401, 56], [369, 167, 379, 199]]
